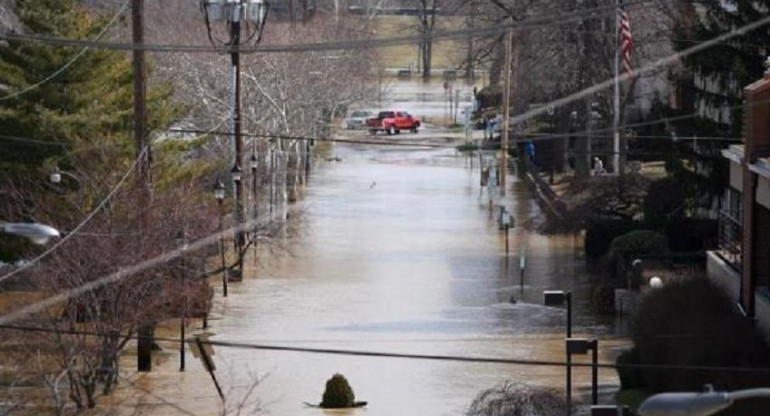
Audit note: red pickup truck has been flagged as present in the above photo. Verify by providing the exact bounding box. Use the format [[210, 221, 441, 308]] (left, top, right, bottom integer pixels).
[[366, 110, 420, 135]]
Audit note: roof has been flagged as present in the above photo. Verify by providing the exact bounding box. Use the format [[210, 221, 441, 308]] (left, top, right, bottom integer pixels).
[[722, 144, 744, 164]]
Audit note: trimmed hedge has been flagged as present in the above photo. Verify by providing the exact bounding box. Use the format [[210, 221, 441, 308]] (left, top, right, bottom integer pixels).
[[584, 219, 642, 261], [321, 373, 355, 408]]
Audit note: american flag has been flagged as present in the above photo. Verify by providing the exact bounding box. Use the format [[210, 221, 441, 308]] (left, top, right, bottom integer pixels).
[[619, 2, 634, 76]]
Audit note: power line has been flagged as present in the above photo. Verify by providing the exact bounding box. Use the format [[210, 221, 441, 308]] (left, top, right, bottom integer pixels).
[[3, 323, 770, 374], [509, 12, 770, 129], [0, 133, 69, 147], [0, 0, 661, 54], [0, 0, 131, 102]]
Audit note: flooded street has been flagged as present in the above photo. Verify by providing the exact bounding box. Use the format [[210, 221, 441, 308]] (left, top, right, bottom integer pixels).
[[121, 134, 629, 416]]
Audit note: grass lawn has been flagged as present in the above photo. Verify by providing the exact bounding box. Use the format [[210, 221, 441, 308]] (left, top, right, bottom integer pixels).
[[370, 15, 467, 69]]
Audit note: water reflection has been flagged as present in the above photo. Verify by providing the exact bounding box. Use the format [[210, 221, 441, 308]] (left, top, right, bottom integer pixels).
[[119, 143, 627, 415]]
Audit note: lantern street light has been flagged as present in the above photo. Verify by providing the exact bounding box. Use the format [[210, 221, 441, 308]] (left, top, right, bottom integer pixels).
[[214, 181, 227, 298], [230, 163, 244, 274], [50, 167, 83, 186], [638, 387, 770, 416], [201, 0, 267, 278]]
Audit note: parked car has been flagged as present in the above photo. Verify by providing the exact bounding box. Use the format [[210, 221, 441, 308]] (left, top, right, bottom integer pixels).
[[365, 110, 420, 135], [343, 110, 374, 130]]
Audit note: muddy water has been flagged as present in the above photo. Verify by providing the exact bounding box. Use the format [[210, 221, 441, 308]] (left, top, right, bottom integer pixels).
[[114, 142, 629, 416]]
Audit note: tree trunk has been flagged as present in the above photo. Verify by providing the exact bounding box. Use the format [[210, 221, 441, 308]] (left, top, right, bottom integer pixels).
[[422, 41, 432, 80]]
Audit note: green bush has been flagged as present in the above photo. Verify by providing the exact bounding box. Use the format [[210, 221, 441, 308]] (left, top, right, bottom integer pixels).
[[321, 373, 355, 408], [632, 276, 770, 393], [584, 219, 642, 261], [616, 348, 645, 390], [643, 177, 685, 228], [664, 218, 718, 252], [607, 230, 669, 288]]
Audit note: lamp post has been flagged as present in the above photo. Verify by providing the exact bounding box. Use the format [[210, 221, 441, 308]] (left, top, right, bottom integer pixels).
[[566, 338, 599, 408], [544, 290, 574, 414], [177, 229, 188, 372], [638, 387, 770, 416], [250, 151, 258, 235], [544, 290, 573, 337], [201, 0, 267, 277], [498, 205, 513, 255], [214, 181, 227, 298], [230, 163, 243, 275]]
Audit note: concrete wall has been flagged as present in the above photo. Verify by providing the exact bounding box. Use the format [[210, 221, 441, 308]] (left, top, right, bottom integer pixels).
[[730, 160, 743, 191], [707, 251, 770, 343], [757, 174, 770, 210]]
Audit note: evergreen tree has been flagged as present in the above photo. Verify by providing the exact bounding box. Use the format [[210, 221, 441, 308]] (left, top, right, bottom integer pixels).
[[672, 1, 770, 138], [0, 0, 176, 183]]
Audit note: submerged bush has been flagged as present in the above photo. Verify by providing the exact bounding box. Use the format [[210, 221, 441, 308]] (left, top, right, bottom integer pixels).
[[321, 373, 355, 408], [466, 381, 567, 416]]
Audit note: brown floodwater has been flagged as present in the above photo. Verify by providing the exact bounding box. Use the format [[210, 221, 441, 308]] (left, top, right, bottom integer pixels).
[[106, 141, 629, 416]]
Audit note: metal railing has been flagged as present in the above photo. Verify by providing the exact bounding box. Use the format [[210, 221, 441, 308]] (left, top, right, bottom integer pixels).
[[718, 210, 742, 272]]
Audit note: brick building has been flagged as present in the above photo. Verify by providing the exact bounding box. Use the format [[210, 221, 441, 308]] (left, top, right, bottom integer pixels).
[[709, 60, 770, 340]]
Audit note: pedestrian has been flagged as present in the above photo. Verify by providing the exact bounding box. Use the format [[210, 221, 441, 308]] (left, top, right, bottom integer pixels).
[[593, 157, 604, 176]]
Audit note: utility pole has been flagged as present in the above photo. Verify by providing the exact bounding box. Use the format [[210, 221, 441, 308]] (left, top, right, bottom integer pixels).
[[133, 0, 154, 373], [230, 2, 245, 275], [500, 21, 513, 196]]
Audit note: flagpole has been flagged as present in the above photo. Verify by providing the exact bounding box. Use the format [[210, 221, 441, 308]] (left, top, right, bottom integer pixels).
[[613, 0, 621, 176]]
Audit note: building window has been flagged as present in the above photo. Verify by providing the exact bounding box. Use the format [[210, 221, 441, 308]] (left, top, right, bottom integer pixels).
[[718, 187, 742, 272]]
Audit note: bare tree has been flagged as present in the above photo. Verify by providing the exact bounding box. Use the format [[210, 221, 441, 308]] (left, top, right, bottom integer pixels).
[[466, 381, 568, 416]]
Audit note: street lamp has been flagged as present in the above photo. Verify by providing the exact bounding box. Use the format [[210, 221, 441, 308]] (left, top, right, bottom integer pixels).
[[230, 163, 244, 274], [202, 0, 267, 280], [231, 163, 242, 183], [50, 167, 82, 185], [0, 222, 60, 245], [544, 290, 573, 337], [250, 152, 259, 240], [544, 290, 574, 415], [214, 181, 227, 298], [566, 338, 599, 407], [638, 387, 770, 416]]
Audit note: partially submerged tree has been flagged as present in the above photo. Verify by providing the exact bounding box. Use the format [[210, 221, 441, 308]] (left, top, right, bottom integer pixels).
[[466, 381, 568, 416]]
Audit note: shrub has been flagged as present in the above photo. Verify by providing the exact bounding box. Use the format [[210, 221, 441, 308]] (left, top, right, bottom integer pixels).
[[616, 348, 644, 390], [632, 276, 770, 393], [584, 219, 642, 261], [607, 230, 669, 288], [466, 382, 567, 416], [664, 218, 718, 252], [321, 373, 355, 408], [643, 177, 685, 228]]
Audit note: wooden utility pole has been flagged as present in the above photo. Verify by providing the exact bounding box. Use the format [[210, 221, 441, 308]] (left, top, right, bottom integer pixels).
[[500, 23, 513, 196], [133, 0, 149, 192], [133, 0, 154, 374], [231, 6, 245, 275]]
